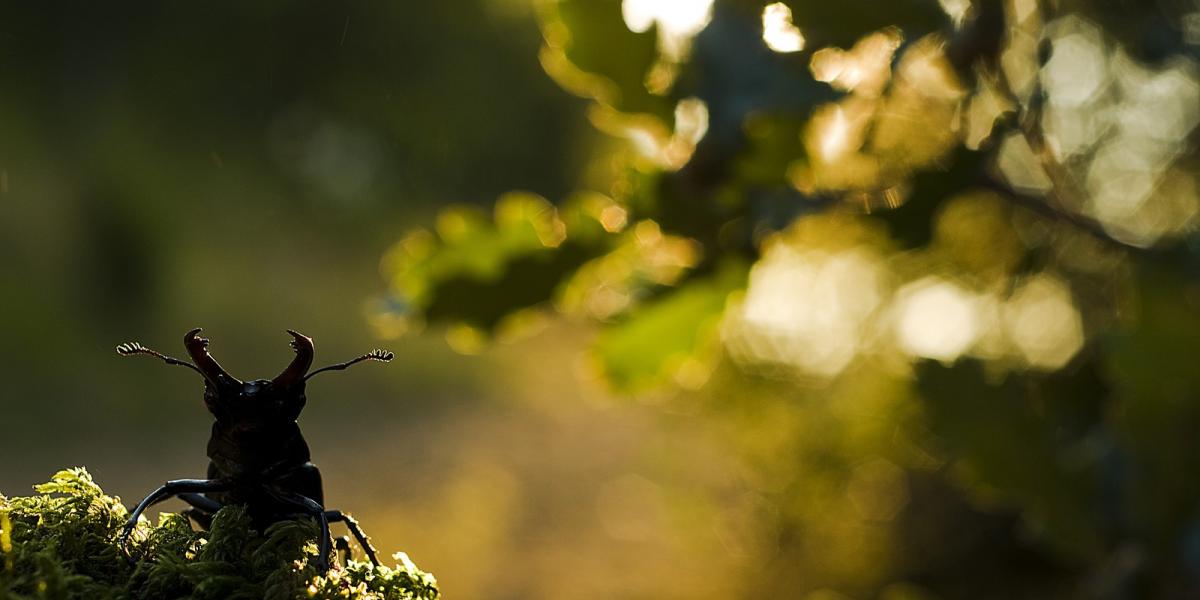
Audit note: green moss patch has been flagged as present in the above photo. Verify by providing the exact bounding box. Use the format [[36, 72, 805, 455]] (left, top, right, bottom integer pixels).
[[0, 469, 438, 600]]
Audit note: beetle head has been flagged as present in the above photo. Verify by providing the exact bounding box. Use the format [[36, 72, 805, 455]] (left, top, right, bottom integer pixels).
[[273, 330, 314, 389], [212, 376, 308, 427], [118, 328, 392, 426], [184, 328, 241, 388], [196, 330, 314, 425]]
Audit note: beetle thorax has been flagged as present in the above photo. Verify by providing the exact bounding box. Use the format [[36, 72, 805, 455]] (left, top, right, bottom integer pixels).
[[203, 378, 307, 428], [205, 379, 311, 474]]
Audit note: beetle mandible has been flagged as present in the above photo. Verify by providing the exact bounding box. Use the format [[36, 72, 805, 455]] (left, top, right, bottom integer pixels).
[[114, 328, 393, 572]]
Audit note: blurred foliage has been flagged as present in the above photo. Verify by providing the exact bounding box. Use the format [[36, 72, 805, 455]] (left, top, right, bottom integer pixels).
[[378, 0, 1200, 596], [4, 0, 1200, 597], [0, 469, 438, 600]]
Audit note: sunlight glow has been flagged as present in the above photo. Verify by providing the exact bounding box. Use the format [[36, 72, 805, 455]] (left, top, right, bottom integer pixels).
[[674, 96, 709, 147], [1000, 0, 1042, 101], [621, 0, 715, 60], [1041, 103, 1104, 159], [809, 29, 902, 96], [621, 0, 657, 32], [799, 99, 882, 191], [1003, 275, 1083, 370], [1035, 15, 1200, 246], [761, 3, 805, 53], [600, 204, 629, 233], [820, 106, 850, 161], [894, 278, 980, 363], [997, 133, 1052, 194], [726, 244, 885, 378], [1113, 52, 1200, 144], [801, 36, 963, 195], [1042, 27, 1108, 107], [1085, 141, 1159, 224], [938, 0, 970, 28], [607, 97, 708, 169]]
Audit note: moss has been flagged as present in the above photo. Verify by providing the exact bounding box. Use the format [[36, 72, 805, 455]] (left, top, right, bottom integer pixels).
[[0, 469, 438, 600]]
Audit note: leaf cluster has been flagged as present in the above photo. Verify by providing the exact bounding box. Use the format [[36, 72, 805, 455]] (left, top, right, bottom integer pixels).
[[370, 0, 1200, 595]]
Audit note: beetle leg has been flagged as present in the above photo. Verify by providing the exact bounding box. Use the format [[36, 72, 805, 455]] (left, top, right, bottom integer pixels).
[[263, 488, 333, 573], [177, 492, 222, 513], [324, 510, 381, 566], [177, 492, 223, 530], [335, 536, 351, 567], [119, 478, 233, 561]]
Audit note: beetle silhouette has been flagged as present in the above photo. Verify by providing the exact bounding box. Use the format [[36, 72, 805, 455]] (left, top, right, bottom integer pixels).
[[114, 328, 393, 572]]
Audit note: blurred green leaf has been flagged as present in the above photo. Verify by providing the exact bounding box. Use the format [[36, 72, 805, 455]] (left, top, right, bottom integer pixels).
[[538, 0, 674, 122], [594, 262, 748, 391], [384, 192, 623, 331]]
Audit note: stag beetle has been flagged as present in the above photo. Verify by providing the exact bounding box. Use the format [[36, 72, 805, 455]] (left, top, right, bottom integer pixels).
[[114, 328, 393, 572]]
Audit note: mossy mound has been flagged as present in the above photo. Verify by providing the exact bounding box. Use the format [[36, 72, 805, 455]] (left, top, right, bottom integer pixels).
[[0, 469, 438, 600]]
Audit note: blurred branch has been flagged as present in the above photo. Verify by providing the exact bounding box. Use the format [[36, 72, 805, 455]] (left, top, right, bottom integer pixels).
[[962, 0, 1172, 258], [976, 174, 1149, 253]]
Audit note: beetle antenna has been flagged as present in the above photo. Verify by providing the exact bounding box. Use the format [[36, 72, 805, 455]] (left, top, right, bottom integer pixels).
[[305, 349, 394, 380], [116, 341, 218, 385]]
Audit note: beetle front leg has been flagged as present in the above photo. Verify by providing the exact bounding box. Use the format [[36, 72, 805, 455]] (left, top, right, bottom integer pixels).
[[175, 492, 222, 513], [334, 536, 352, 567], [264, 488, 333, 573], [119, 478, 232, 561], [325, 510, 380, 566], [177, 492, 223, 530]]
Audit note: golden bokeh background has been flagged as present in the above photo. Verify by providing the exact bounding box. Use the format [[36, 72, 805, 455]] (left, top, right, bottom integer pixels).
[[3, 1, 1200, 598]]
